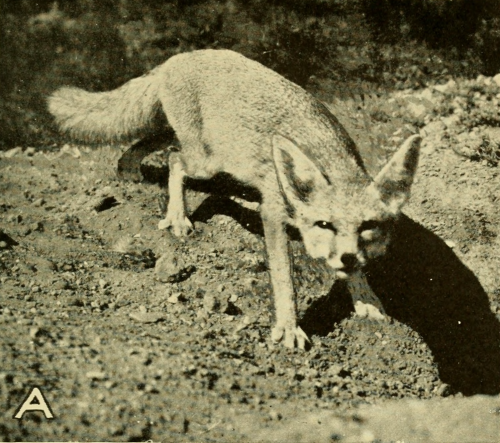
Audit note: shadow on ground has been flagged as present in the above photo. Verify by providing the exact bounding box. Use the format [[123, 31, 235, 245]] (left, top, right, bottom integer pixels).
[[365, 215, 500, 396], [304, 214, 500, 396], [147, 167, 500, 396]]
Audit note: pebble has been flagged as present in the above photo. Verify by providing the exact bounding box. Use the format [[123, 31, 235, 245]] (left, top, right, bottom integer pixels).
[[8, 214, 23, 223], [493, 73, 500, 87], [4, 147, 22, 158], [21, 227, 32, 236], [155, 251, 194, 283], [129, 312, 165, 324], [203, 292, 229, 314], [436, 383, 451, 397], [445, 240, 456, 248], [167, 293, 182, 304], [30, 257, 56, 273], [29, 327, 41, 338], [29, 221, 43, 232], [53, 280, 69, 290], [85, 371, 107, 380], [269, 410, 282, 421]]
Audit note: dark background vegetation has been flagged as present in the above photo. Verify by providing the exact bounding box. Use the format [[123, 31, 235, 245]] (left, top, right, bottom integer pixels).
[[1, 0, 499, 149]]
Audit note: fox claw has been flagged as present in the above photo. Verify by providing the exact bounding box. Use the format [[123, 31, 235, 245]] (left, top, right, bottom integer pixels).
[[158, 215, 193, 237], [271, 325, 310, 350]]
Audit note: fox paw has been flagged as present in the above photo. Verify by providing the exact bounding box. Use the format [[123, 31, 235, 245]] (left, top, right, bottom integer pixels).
[[271, 325, 310, 350], [354, 301, 388, 322], [158, 215, 193, 237]]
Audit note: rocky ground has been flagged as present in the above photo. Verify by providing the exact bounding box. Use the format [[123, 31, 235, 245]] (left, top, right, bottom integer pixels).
[[1, 75, 500, 441]]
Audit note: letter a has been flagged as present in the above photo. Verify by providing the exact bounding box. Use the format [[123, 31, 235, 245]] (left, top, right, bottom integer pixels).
[[13, 387, 54, 419]]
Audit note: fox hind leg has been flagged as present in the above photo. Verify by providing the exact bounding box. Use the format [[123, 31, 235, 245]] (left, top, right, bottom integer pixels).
[[158, 152, 193, 236], [118, 130, 175, 182]]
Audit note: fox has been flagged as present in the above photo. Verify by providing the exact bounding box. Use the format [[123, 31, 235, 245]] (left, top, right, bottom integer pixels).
[[48, 49, 421, 349]]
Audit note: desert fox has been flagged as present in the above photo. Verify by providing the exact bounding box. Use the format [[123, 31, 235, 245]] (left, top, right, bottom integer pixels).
[[48, 49, 421, 349]]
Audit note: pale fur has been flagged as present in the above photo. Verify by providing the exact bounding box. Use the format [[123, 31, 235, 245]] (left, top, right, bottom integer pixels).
[[48, 49, 421, 349], [48, 70, 164, 143]]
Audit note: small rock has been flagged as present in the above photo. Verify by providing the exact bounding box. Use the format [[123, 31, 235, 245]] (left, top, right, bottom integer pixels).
[[493, 73, 500, 87], [203, 293, 219, 313], [445, 240, 456, 248], [99, 279, 108, 289], [29, 257, 56, 273], [376, 379, 388, 389], [269, 410, 282, 421], [8, 214, 23, 224], [433, 79, 457, 93], [203, 292, 229, 314], [129, 312, 165, 324], [436, 383, 451, 397], [441, 114, 460, 129], [419, 88, 435, 102], [155, 251, 195, 283], [4, 147, 23, 158], [0, 241, 8, 249], [167, 292, 184, 304], [53, 280, 69, 290], [327, 364, 343, 377], [29, 327, 40, 338], [21, 227, 32, 236], [85, 371, 107, 380], [421, 120, 446, 137], [407, 102, 428, 119], [25, 147, 36, 156], [92, 195, 119, 212], [32, 198, 45, 207], [60, 144, 81, 158], [29, 222, 43, 232]]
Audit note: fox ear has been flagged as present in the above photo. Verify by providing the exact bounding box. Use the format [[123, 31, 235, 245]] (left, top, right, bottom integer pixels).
[[272, 135, 329, 207], [370, 134, 422, 214]]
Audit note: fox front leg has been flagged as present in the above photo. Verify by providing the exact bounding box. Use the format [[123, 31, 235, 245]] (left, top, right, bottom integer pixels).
[[348, 270, 388, 321], [261, 205, 310, 349], [158, 152, 193, 236]]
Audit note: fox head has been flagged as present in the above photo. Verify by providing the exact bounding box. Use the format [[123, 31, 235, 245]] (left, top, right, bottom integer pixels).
[[272, 134, 421, 279]]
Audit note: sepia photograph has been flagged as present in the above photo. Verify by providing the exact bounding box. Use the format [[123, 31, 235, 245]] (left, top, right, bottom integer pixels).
[[1, 0, 500, 441]]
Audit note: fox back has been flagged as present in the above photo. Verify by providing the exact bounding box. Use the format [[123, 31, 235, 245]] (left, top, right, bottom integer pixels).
[[49, 48, 421, 279], [154, 50, 419, 275]]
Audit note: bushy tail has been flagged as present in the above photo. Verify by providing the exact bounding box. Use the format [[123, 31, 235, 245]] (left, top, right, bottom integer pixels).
[[48, 70, 165, 144]]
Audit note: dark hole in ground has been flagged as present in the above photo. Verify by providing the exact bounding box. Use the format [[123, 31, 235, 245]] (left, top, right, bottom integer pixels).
[[94, 196, 119, 212]]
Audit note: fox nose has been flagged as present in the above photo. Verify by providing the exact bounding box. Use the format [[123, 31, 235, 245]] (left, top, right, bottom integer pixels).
[[340, 253, 358, 273]]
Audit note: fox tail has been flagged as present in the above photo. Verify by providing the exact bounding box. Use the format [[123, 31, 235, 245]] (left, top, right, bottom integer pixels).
[[47, 69, 165, 144]]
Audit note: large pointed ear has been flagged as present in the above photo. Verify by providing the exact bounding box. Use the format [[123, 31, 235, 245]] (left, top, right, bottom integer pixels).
[[370, 134, 421, 214], [272, 135, 329, 207]]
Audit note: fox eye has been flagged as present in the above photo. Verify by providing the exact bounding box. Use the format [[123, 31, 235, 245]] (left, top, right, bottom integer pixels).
[[358, 220, 380, 232], [314, 221, 337, 233]]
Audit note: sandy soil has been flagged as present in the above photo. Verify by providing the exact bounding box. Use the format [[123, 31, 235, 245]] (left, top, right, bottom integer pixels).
[[0, 87, 500, 441]]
